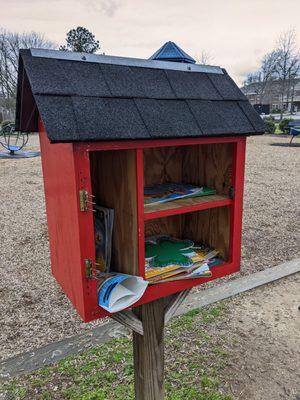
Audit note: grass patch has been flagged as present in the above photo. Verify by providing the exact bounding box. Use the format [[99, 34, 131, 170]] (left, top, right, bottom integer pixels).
[[274, 123, 281, 134], [0, 303, 232, 400]]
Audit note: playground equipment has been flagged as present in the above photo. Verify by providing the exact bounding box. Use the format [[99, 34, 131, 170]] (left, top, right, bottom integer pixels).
[[287, 120, 300, 145], [0, 122, 40, 158]]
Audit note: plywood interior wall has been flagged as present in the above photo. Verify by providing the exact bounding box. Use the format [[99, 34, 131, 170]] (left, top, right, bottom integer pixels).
[[90, 150, 138, 275], [183, 207, 230, 260], [144, 143, 233, 195]]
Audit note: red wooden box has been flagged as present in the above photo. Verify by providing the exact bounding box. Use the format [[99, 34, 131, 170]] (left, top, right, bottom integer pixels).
[[39, 119, 246, 322]]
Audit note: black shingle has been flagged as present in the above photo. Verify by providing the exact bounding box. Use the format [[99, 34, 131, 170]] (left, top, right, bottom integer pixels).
[[165, 70, 222, 100], [56, 60, 111, 97], [238, 101, 266, 132], [135, 99, 202, 138], [207, 70, 247, 100], [21, 50, 111, 97], [72, 97, 150, 140], [35, 95, 79, 141], [21, 51, 74, 96], [100, 64, 176, 98], [188, 100, 255, 135], [16, 50, 265, 140]]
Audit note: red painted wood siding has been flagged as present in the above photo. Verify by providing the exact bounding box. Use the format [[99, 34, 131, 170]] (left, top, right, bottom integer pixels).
[[39, 118, 247, 322]]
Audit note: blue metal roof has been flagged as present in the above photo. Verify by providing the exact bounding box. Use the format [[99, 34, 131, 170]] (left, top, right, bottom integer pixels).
[[149, 41, 196, 64]]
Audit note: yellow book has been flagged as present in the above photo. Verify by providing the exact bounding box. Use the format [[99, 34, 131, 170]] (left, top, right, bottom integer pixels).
[[145, 265, 181, 279]]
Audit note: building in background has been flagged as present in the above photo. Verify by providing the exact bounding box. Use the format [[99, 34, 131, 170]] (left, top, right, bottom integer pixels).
[[241, 78, 300, 115]]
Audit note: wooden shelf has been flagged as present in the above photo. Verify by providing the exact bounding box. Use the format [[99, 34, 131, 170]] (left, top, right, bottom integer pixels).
[[144, 194, 232, 220]]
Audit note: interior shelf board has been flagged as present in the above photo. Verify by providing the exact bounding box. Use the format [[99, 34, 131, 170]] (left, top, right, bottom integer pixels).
[[144, 194, 232, 220]]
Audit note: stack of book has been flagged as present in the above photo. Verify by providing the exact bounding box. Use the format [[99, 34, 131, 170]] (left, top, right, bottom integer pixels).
[[145, 236, 223, 284]]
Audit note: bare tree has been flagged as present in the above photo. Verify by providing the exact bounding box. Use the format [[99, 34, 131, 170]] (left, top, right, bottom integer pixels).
[[243, 50, 278, 104], [0, 28, 56, 119], [197, 50, 213, 65], [274, 29, 300, 119], [243, 29, 299, 117]]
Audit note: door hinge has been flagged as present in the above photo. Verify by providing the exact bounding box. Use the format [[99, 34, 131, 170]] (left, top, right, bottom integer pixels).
[[85, 259, 94, 278], [229, 186, 235, 199], [79, 190, 88, 211], [84, 259, 103, 279], [79, 190, 95, 212]]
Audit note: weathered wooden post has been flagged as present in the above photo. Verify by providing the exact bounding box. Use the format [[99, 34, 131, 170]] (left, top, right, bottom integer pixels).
[[15, 43, 264, 400], [133, 299, 165, 400]]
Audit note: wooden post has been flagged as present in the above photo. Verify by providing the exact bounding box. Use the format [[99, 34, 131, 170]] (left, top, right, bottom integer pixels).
[[133, 298, 165, 400]]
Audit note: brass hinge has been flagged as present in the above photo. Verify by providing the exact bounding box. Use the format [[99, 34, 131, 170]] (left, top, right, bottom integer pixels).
[[79, 190, 95, 212], [84, 259, 103, 279], [85, 259, 94, 278], [229, 186, 235, 199], [79, 190, 88, 211]]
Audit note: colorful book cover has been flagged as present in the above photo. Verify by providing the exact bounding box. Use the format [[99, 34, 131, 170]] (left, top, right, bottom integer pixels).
[[144, 183, 216, 206], [144, 235, 222, 284], [98, 273, 148, 313], [145, 265, 182, 279], [145, 237, 194, 268]]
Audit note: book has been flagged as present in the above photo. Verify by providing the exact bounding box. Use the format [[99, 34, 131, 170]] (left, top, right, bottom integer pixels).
[[144, 183, 216, 206], [145, 237, 194, 268], [145, 264, 182, 279], [151, 263, 212, 283], [145, 235, 223, 284], [94, 205, 114, 272], [98, 273, 148, 313]]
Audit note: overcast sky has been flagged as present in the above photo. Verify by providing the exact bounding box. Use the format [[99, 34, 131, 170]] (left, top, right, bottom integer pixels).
[[1, 0, 300, 84]]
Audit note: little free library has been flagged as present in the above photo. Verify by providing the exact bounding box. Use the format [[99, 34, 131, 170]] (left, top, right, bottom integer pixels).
[[16, 42, 264, 399]]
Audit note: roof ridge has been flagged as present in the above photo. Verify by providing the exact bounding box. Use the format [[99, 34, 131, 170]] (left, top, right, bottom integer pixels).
[[30, 48, 218, 74]]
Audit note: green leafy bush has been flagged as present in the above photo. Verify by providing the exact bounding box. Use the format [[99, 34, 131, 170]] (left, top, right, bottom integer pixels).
[[279, 118, 292, 133], [271, 108, 282, 114], [264, 117, 276, 134]]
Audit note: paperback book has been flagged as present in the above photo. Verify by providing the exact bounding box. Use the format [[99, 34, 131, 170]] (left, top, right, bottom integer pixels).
[[98, 273, 148, 313], [94, 205, 114, 273], [145, 236, 223, 284], [144, 183, 216, 206]]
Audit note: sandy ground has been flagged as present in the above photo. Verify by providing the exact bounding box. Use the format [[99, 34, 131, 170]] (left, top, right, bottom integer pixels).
[[0, 134, 299, 361], [219, 273, 300, 400]]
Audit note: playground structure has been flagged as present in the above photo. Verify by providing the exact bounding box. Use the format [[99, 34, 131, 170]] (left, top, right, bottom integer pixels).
[[0, 122, 39, 158], [287, 120, 300, 144]]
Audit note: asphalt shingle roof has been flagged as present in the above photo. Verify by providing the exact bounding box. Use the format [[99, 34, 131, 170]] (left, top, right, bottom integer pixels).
[[15, 49, 265, 142]]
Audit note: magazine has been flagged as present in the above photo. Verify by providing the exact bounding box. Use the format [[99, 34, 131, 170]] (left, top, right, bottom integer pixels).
[[98, 273, 148, 313], [145, 235, 222, 284], [144, 183, 216, 206], [151, 263, 212, 283]]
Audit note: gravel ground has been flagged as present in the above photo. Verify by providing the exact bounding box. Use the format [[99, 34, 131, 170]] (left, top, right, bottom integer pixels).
[[219, 273, 300, 399], [0, 134, 299, 361]]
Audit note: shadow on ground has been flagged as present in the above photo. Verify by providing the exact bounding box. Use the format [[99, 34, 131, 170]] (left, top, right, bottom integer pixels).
[[269, 142, 300, 147]]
